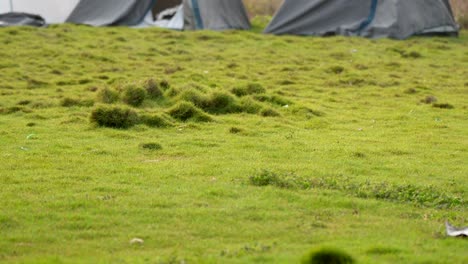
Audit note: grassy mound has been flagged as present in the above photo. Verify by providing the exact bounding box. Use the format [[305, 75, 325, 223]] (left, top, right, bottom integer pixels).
[[90, 105, 139, 128]]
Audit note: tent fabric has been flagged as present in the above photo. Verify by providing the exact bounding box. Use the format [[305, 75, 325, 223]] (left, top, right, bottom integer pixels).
[[66, 0, 153, 26], [0, 12, 45, 27], [67, 0, 250, 30], [137, 5, 184, 30], [195, 0, 251, 30], [0, 0, 79, 23], [265, 0, 459, 39]]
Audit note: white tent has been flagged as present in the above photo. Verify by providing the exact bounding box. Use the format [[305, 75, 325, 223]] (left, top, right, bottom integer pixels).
[[0, 0, 79, 23]]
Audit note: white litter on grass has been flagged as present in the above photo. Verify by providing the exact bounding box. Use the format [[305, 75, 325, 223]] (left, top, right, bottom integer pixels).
[[130, 238, 144, 245], [445, 221, 468, 237], [26, 134, 36, 139]]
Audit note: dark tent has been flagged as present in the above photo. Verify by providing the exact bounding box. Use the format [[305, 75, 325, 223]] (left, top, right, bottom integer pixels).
[[66, 0, 251, 30], [265, 0, 459, 39]]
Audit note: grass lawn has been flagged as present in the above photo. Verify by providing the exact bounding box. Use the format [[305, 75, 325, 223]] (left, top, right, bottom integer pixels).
[[0, 20, 467, 263]]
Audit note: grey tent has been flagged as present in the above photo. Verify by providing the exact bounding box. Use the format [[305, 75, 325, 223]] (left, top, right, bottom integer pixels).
[[265, 0, 459, 39], [0, 12, 46, 27], [67, 0, 251, 30]]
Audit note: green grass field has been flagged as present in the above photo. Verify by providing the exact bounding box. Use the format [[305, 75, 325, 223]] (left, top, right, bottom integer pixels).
[[0, 20, 467, 263]]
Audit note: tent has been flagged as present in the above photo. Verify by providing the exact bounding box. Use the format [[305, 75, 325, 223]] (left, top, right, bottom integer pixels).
[[0, 0, 250, 30], [67, 0, 251, 30], [0, 0, 79, 23], [0, 12, 45, 27], [264, 0, 459, 39]]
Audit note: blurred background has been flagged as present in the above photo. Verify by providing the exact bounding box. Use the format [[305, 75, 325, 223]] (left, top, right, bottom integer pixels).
[[243, 0, 468, 29]]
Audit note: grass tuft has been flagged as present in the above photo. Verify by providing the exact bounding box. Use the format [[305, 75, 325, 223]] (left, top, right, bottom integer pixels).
[[327, 65, 345, 74], [141, 113, 173, 128], [302, 247, 355, 264], [144, 78, 164, 99], [432, 103, 454, 109], [168, 102, 212, 122], [231, 83, 266, 97], [97, 87, 120, 104], [204, 91, 240, 114], [139, 142, 162, 151], [260, 107, 280, 117], [90, 105, 139, 129], [248, 170, 465, 208], [122, 84, 147, 107], [60, 97, 94, 107], [238, 96, 263, 114]]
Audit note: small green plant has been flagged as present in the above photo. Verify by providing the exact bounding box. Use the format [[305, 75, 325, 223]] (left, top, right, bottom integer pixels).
[[302, 247, 355, 264], [122, 84, 147, 107], [168, 102, 212, 122], [90, 105, 139, 128], [97, 87, 120, 104], [139, 142, 162, 150]]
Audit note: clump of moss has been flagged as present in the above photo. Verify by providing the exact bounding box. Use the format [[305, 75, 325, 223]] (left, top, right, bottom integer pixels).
[[97, 87, 119, 104], [139, 142, 162, 151], [238, 96, 263, 114], [168, 102, 212, 122], [90, 105, 139, 128], [302, 248, 355, 264], [0, 106, 27, 115], [254, 94, 291, 106], [231, 83, 266, 97], [204, 91, 240, 114], [260, 107, 280, 117], [17, 100, 31, 106], [327, 65, 345, 74], [402, 51, 422, 58], [404, 88, 418, 94], [177, 88, 208, 108], [144, 78, 164, 99], [60, 97, 94, 107], [229, 127, 244, 134], [141, 113, 173, 128], [159, 79, 170, 90], [122, 84, 147, 107], [165, 87, 180, 97], [433, 103, 454, 109], [292, 106, 324, 118], [421, 95, 437, 104]]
